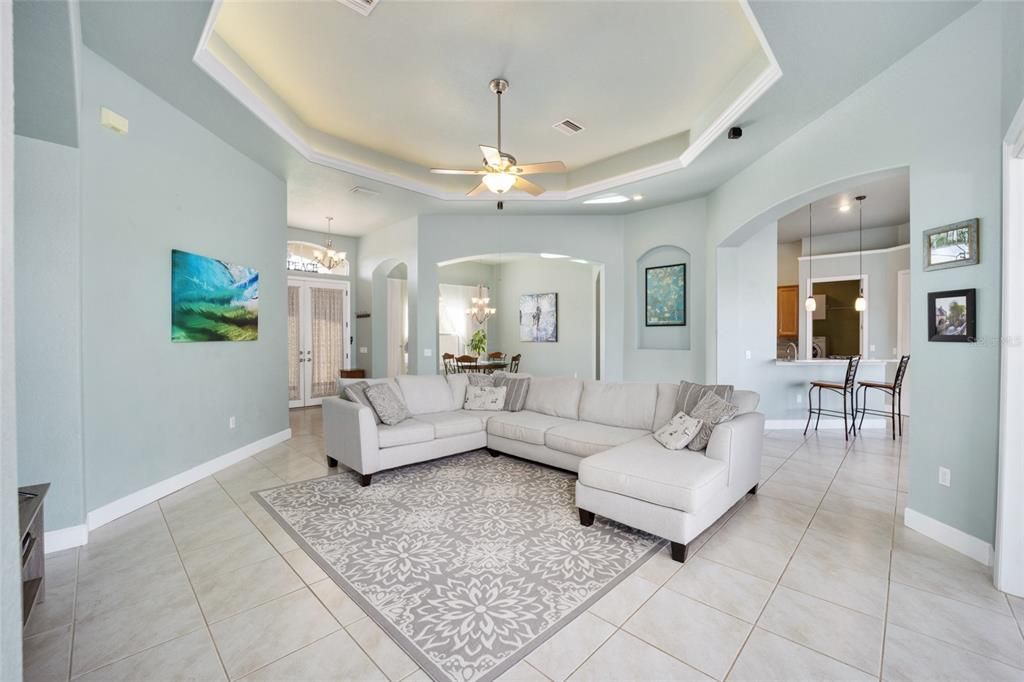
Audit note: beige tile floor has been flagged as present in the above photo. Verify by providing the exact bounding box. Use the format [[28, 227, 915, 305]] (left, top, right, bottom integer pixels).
[[22, 409, 1024, 681]]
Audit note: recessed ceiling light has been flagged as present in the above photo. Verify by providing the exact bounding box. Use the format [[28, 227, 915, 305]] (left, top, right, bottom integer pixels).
[[632, 194, 644, 201], [838, 203, 851, 212], [583, 194, 630, 205], [540, 253, 570, 259], [570, 258, 589, 264]]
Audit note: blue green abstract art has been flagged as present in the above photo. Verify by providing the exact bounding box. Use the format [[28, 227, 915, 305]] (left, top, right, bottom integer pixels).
[[172, 249, 259, 342], [645, 263, 686, 327]]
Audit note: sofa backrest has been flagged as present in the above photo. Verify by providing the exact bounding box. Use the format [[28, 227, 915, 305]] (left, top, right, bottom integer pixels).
[[524, 377, 583, 419], [395, 375, 454, 414], [652, 383, 682, 430], [732, 390, 760, 414], [446, 374, 468, 409], [579, 381, 658, 430]]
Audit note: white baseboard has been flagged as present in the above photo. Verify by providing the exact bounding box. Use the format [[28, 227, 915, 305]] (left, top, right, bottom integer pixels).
[[904, 507, 993, 567], [765, 418, 885, 430], [44, 524, 89, 554], [43, 428, 292, 553]]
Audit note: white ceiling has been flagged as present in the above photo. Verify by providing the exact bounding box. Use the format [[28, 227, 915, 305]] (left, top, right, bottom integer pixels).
[[213, 1, 762, 175], [777, 172, 910, 243], [77, 0, 976, 236]]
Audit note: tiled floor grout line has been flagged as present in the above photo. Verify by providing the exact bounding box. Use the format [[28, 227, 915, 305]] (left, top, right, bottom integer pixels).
[[874, 433, 902, 682], [65, 547, 82, 681]]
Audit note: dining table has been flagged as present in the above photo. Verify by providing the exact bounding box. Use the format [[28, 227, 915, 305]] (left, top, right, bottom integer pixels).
[[460, 360, 509, 374]]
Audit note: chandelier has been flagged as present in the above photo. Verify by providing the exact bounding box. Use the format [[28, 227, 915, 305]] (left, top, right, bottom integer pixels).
[[313, 216, 346, 271], [466, 285, 495, 324]]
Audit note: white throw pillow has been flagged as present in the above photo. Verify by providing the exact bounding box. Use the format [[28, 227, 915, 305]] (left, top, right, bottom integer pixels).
[[653, 411, 704, 450], [464, 385, 507, 411]]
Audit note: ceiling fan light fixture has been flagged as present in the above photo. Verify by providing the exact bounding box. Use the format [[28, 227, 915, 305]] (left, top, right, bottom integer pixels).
[[483, 172, 516, 194]]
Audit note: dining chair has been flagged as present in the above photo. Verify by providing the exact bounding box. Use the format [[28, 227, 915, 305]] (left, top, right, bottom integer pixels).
[[803, 355, 861, 440], [509, 354, 521, 373], [441, 353, 456, 376], [487, 351, 506, 362], [856, 355, 910, 439], [456, 355, 478, 373]]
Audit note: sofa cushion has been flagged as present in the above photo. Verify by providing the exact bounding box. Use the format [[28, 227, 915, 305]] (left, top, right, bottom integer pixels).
[[487, 411, 578, 446], [414, 411, 484, 439], [378, 419, 435, 448], [446, 374, 468, 409], [464, 385, 507, 411], [687, 392, 740, 451], [676, 380, 734, 416], [732, 390, 760, 415], [653, 413, 703, 450], [579, 435, 728, 513], [523, 377, 583, 419], [653, 383, 682, 430], [494, 374, 530, 412], [343, 381, 382, 425], [579, 381, 658, 430], [396, 375, 454, 415], [545, 422, 649, 457], [365, 383, 413, 426]]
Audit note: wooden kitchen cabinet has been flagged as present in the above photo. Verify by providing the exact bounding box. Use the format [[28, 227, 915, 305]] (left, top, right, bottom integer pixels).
[[777, 285, 799, 336]]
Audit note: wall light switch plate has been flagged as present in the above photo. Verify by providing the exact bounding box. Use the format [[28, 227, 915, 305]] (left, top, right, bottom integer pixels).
[[939, 466, 951, 487], [359, 347, 368, 354], [424, 349, 433, 357], [745, 350, 752, 360], [229, 416, 236, 429], [870, 344, 877, 352]]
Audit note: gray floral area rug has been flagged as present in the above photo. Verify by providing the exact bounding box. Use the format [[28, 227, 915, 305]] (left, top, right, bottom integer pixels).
[[254, 450, 663, 682]]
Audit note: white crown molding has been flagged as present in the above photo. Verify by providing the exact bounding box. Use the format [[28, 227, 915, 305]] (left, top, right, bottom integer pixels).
[[797, 243, 910, 262], [192, 0, 781, 203], [904, 507, 994, 567], [41, 428, 293, 552]]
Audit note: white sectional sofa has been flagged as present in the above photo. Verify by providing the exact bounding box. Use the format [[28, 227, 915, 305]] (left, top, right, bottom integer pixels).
[[323, 374, 764, 561]]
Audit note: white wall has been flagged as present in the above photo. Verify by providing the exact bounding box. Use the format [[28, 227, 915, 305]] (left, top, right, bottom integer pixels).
[[777, 241, 800, 286], [357, 217, 417, 377], [623, 199, 707, 383], [706, 4, 1004, 544], [495, 259, 596, 379]]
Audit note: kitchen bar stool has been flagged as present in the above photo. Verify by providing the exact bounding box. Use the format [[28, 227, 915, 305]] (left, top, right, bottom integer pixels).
[[804, 355, 861, 440], [856, 354, 910, 440]]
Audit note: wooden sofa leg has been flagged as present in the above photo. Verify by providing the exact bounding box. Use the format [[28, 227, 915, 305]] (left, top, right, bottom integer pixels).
[[488, 449, 500, 457], [670, 542, 689, 563], [749, 483, 758, 495], [360, 474, 372, 487], [578, 509, 595, 527], [327, 456, 338, 468]]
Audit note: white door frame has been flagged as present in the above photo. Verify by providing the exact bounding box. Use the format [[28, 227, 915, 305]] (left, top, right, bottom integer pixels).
[[995, 104, 1024, 596], [288, 276, 351, 408], [804, 274, 869, 360]]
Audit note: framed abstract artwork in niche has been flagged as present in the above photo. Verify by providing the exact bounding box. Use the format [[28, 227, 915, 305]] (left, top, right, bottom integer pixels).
[[645, 263, 686, 326]]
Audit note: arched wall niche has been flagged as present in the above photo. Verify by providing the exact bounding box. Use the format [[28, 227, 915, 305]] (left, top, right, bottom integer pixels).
[[637, 244, 691, 351]]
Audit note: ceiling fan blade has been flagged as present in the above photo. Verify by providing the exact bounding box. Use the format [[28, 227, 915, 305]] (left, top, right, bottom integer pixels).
[[430, 168, 486, 175], [514, 161, 567, 175], [467, 181, 490, 197], [480, 145, 502, 168], [514, 177, 545, 197]]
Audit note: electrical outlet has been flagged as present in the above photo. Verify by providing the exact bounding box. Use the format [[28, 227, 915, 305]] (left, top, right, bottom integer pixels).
[[424, 349, 433, 357], [870, 344, 876, 352], [745, 350, 752, 360], [229, 416, 236, 429], [939, 466, 951, 487], [359, 347, 368, 354]]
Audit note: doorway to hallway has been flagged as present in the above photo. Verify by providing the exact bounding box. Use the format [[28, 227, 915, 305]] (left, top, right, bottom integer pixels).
[[288, 277, 351, 407]]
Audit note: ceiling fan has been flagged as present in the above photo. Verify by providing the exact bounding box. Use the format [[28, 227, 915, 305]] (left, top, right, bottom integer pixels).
[[430, 78, 567, 197]]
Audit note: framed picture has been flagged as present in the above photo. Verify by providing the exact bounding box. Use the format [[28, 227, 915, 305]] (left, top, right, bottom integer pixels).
[[927, 288, 976, 342], [172, 249, 259, 342], [923, 219, 978, 271], [645, 263, 686, 326], [519, 293, 558, 342]]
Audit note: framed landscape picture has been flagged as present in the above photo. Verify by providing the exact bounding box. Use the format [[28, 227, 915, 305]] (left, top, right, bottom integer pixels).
[[519, 292, 558, 342], [927, 288, 976, 343], [645, 263, 686, 326], [172, 249, 259, 342], [923, 219, 978, 271]]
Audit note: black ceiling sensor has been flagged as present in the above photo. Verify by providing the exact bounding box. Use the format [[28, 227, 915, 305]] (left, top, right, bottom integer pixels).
[[728, 126, 743, 139], [497, 201, 504, 211]]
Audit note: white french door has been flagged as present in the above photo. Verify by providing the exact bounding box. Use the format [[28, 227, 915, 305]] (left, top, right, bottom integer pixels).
[[288, 277, 351, 408]]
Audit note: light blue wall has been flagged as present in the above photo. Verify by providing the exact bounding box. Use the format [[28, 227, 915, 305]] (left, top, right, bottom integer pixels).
[[14, 134, 84, 529], [706, 4, 1004, 542], [494, 259, 596, 379], [623, 199, 707, 383], [79, 47, 288, 511]]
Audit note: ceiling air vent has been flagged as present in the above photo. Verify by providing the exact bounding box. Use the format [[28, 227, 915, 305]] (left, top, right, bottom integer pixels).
[[336, 0, 377, 17], [349, 186, 380, 197], [552, 119, 584, 136]]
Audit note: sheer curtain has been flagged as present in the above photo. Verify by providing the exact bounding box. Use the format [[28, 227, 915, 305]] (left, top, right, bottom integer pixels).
[[309, 286, 345, 398], [288, 285, 301, 401]]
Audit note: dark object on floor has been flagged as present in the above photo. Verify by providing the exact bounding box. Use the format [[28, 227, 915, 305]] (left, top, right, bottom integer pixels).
[[20, 482, 49, 625], [339, 369, 366, 379]]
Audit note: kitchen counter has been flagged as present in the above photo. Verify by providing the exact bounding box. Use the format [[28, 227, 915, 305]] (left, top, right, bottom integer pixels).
[[775, 358, 897, 366]]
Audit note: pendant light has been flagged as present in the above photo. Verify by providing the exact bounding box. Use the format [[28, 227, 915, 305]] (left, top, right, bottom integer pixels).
[[854, 195, 867, 312], [313, 217, 346, 271], [805, 203, 817, 312]]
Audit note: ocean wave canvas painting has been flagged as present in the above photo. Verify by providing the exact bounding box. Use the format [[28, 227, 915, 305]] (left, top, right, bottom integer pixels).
[[172, 249, 259, 342]]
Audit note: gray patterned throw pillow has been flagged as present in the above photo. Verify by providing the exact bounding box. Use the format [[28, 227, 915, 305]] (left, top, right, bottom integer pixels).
[[467, 373, 495, 388], [364, 383, 412, 426], [343, 381, 382, 425], [494, 374, 530, 412], [686, 392, 739, 451], [676, 380, 734, 416]]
